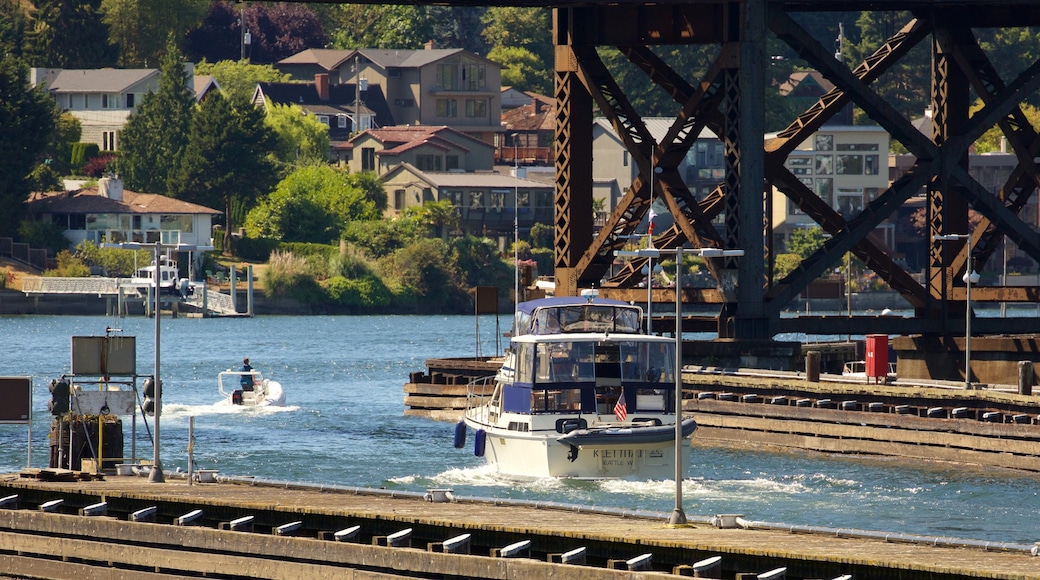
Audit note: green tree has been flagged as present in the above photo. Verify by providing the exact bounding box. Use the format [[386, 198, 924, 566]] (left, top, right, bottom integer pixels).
[[172, 91, 278, 251], [322, 5, 431, 49], [0, 53, 57, 235], [43, 112, 82, 176], [381, 238, 468, 313], [245, 164, 381, 243], [787, 226, 828, 258], [194, 59, 289, 104], [482, 7, 552, 94], [100, 0, 207, 67], [118, 37, 195, 194], [264, 103, 330, 166], [403, 199, 460, 240], [21, 0, 116, 68]]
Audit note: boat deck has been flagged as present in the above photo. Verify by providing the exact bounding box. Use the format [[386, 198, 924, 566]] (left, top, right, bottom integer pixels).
[[0, 471, 1035, 579]]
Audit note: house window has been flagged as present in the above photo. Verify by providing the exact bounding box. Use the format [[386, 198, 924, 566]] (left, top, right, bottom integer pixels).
[[436, 99, 457, 118], [489, 190, 505, 209], [317, 115, 329, 126], [835, 154, 863, 175], [338, 115, 348, 128], [416, 154, 442, 171], [126, 93, 135, 108], [623, 151, 629, 167], [101, 94, 119, 108], [161, 215, 193, 233], [865, 155, 880, 175], [423, 188, 434, 202], [103, 131, 117, 151], [446, 190, 464, 206], [446, 155, 460, 171], [361, 148, 376, 171], [394, 189, 406, 210], [517, 191, 529, 207], [465, 99, 486, 118], [463, 64, 486, 90], [469, 191, 484, 208], [436, 63, 459, 90]]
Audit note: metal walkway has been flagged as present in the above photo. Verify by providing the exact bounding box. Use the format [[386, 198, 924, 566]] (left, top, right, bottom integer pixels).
[[21, 277, 243, 317]]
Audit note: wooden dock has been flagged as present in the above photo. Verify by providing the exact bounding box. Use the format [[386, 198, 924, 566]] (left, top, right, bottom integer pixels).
[[0, 472, 1035, 579]]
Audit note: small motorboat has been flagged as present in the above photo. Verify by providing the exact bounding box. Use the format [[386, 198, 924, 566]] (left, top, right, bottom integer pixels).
[[131, 256, 192, 297], [218, 369, 286, 407]]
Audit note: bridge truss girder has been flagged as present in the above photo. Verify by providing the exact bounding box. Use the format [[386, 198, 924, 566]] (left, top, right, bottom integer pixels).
[[553, 1, 1040, 338]]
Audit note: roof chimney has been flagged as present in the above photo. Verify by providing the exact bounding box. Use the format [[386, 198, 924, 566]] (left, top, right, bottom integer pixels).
[[315, 73, 329, 101], [425, 40, 436, 50], [98, 174, 123, 201]]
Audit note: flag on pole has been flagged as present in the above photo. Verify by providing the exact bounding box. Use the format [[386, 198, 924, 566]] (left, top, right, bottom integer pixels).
[[613, 392, 628, 422], [647, 207, 657, 237]]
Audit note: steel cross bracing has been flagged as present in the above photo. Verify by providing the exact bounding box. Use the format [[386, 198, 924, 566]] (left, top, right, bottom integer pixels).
[[549, 2, 1040, 339]]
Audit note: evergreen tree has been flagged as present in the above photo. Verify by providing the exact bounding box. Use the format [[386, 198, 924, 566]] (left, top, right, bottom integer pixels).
[[427, 6, 488, 54], [172, 92, 277, 251], [0, 53, 58, 235], [100, 0, 208, 67], [21, 0, 116, 68], [118, 37, 195, 195]]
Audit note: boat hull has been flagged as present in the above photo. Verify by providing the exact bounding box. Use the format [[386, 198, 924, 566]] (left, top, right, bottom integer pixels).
[[465, 416, 692, 479]]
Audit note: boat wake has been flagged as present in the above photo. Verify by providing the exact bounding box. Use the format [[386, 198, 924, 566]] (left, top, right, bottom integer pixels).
[[161, 402, 300, 419]]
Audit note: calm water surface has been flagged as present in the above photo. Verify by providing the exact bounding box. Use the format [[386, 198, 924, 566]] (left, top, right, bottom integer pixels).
[[0, 314, 1037, 544]]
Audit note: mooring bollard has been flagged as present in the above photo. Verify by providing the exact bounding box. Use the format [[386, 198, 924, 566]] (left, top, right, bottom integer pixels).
[[805, 351, 820, 382], [1018, 361, 1033, 396]]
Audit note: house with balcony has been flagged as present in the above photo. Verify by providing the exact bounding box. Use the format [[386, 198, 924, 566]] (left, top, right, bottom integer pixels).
[[276, 45, 503, 145], [379, 163, 553, 244], [345, 125, 495, 175], [499, 92, 554, 166], [26, 175, 220, 275]]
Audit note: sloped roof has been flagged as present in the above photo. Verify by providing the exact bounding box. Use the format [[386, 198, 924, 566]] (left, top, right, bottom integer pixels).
[[47, 68, 159, 93], [193, 75, 221, 101], [350, 125, 493, 155], [255, 82, 395, 129], [279, 47, 496, 71], [501, 95, 556, 132], [277, 48, 354, 71], [384, 163, 551, 189], [28, 187, 220, 215]]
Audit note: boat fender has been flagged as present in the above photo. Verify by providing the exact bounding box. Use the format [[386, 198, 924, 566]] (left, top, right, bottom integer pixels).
[[453, 421, 467, 449], [567, 444, 579, 462], [473, 429, 486, 457]]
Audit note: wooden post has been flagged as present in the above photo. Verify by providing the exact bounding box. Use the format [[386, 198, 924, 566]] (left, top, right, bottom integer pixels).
[[805, 351, 820, 382]]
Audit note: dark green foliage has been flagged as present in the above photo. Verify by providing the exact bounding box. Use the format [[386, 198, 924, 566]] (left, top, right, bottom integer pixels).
[[43, 113, 81, 176], [119, 37, 195, 195], [382, 238, 469, 313], [0, 50, 57, 235], [171, 91, 278, 251], [18, 220, 69, 253], [235, 237, 281, 262], [529, 222, 553, 249], [22, 0, 116, 68], [450, 235, 513, 289], [70, 142, 101, 172], [323, 275, 392, 309]]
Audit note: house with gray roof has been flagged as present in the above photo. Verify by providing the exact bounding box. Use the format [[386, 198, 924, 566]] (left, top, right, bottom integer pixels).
[[253, 74, 394, 165], [30, 64, 210, 152], [380, 163, 553, 240], [276, 45, 503, 145]]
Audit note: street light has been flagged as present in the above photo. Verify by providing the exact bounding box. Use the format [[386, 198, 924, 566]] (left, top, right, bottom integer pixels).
[[511, 133, 519, 305], [615, 246, 744, 525], [105, 241, 210, 482], [933, 233, 979, 389]]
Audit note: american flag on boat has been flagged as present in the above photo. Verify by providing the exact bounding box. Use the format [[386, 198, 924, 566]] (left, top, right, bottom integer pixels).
[[614, 393, 627, 422]]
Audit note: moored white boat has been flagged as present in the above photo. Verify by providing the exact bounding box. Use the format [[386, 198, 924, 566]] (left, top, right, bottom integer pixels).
[[130, 256, 191, 297], [458, 295, 695, 479], [218, 369, 286, 407]]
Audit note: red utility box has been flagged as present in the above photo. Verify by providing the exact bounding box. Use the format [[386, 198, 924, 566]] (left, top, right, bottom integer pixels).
[[865, 334, 889, 383]]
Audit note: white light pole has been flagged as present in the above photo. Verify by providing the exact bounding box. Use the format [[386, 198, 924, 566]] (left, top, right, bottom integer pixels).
[[615, 246, 744, 525], [105, 241, 210, 482], [933, 233, 979, 389]]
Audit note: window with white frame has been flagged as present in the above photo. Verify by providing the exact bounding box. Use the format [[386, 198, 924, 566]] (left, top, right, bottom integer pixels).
[[338, 115, 348, 128]]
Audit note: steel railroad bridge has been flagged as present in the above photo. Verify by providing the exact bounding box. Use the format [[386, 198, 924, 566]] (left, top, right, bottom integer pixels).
[[304, 1, 1040, 351]]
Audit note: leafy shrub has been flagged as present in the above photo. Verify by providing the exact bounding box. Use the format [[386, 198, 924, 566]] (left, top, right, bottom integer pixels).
[[18, 220, 69, 254], [322, 274, 392, 308], [45, 250, 91, 277], [262, 250, 322, 302], [69, 142, 100, 173], [81, 154, 117, 178], [74, 240, 150, 277], [236, 237, 280, 262]]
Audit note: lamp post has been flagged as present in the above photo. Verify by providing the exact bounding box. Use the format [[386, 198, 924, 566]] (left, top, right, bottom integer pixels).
[[511, 133, 519, 305], [933, 233, 979, 389], [105, 242, 210, 482], [615, 246, 744, 524]]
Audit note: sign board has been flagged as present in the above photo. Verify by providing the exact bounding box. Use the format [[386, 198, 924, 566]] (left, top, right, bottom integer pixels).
[[0, 377, 31, 423], [71, 390, 136, 416], [474, 287, 499, 314], [71, 336, 136, 376]]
